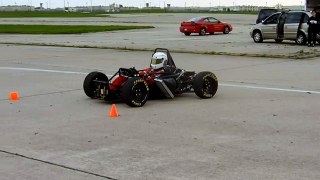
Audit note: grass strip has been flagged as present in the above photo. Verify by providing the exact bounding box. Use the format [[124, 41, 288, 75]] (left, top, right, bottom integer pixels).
[[0, 24, 154, 34], [0, 42, 317, 59]]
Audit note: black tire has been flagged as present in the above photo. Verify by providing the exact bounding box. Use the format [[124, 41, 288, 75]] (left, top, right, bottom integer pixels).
[[121, 77, 149, 107], [253, 30, 263, 43], [193, 71, 218, 99], [317, 40, 320, 45], [223, 27, 230, 34], [83, 71, 108, 98], [199, 28, 206, 36], [209, 32, 215, 35], [296, 33, 307, 45], [274, 39, 283, 43], [184, 32, 191, 36]]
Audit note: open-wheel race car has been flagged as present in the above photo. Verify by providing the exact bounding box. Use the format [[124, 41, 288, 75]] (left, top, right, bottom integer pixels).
[[83, 48, 218, 107]]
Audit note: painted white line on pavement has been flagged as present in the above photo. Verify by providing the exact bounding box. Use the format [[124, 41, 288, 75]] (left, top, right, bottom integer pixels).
[[1, 67, 319, 94], [220, 83, 320, 94], [0, 67, 88, 75]]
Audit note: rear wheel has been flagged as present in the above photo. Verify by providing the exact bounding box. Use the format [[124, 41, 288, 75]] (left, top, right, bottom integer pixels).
[[121, 77, 149, 107], [223, 27, 230, 34], [184, 32, 191, 36], [83, 71, 108, 98], [296, 33, 307, 45], [199, 28, 206, 36], [253, 30, 263, 43], [193, 72, 218, 99]]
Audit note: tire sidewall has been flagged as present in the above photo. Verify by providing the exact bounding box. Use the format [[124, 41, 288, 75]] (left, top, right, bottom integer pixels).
[[121, 77, 149, 107], [253, 31, 262, 43], [223, 27, 230, 34], [199, 28, 206, 36], [296, 33, 306, 45], [193, 72, 218, 99], [83, 72, 108, 98]]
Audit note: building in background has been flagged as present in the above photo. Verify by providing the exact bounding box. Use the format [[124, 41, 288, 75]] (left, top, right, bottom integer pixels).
[[0, 4, 305, 13]]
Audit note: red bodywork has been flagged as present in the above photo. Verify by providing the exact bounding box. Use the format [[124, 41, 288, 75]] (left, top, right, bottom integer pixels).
[[109, 67, 163, 91], [179, 16, 232, 35]]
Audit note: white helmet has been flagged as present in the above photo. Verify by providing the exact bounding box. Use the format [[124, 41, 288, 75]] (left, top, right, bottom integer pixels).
[[150, 52, 168, 70]]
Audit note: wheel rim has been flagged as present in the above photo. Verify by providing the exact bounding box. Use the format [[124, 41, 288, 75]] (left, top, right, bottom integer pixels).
[[202, 77, 215, 97], [224, 27, 229, 33], [254, 32, 261, 42], [200, 28, 206, 35], [296, 35, 304, 44], [131, 83, 148, 103]]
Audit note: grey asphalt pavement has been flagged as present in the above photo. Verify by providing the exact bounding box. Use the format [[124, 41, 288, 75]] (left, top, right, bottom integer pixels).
[[1, 12, 320, 180], [1, 44, 320, 179]]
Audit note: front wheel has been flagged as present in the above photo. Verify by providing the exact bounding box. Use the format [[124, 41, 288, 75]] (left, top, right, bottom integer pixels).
[[223, 27, 230, 34], [184, 32, 191, 36], [121, 77, 149, 107], [253, 30, 263, 43], [83, 71, 108, 98], [193, 72, 218, 99]]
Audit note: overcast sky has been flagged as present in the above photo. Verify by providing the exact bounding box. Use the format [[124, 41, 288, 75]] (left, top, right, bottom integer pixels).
[[1, 0, 305, 8]]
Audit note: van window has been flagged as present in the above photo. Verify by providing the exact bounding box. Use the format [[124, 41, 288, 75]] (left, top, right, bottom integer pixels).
[[257, 9, 279, 23], [303, 14, 309, 23], [286, 13, 303, 24], [264, 13, 280, 24]]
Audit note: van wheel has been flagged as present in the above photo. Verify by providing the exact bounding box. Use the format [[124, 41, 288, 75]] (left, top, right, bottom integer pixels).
[[253, 30, 263, 43], [296, 33, 306, 45]]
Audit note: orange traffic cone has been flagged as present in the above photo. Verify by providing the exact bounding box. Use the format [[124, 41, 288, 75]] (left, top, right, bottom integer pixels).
[[109, 104, 119, 118], [9, 91, 19, 101]]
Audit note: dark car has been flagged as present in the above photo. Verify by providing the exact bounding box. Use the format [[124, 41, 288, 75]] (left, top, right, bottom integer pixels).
[[180, 16, 232, 36], [256, 8, 280, 24]]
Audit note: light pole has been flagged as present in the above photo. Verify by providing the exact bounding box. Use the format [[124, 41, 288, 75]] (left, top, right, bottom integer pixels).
[[91, 0, 93, 12]]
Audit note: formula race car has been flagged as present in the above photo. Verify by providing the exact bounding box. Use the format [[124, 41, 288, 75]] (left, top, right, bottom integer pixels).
[[83, 48, 218, 107]]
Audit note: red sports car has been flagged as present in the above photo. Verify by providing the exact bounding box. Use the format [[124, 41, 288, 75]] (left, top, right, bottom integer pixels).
[[180, 16, 232, 36]]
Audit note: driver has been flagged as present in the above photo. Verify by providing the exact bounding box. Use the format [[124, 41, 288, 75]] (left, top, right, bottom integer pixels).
[[150, 52, 168, 71], [139, 52, 168, 79]]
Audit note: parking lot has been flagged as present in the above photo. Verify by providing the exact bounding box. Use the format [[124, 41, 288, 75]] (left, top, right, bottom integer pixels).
[[1, 13, 320, 57], [1, 14, 320, 180]]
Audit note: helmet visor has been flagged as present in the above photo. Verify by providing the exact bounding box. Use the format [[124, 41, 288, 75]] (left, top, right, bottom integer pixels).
[[151, 57, 163, 65]]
